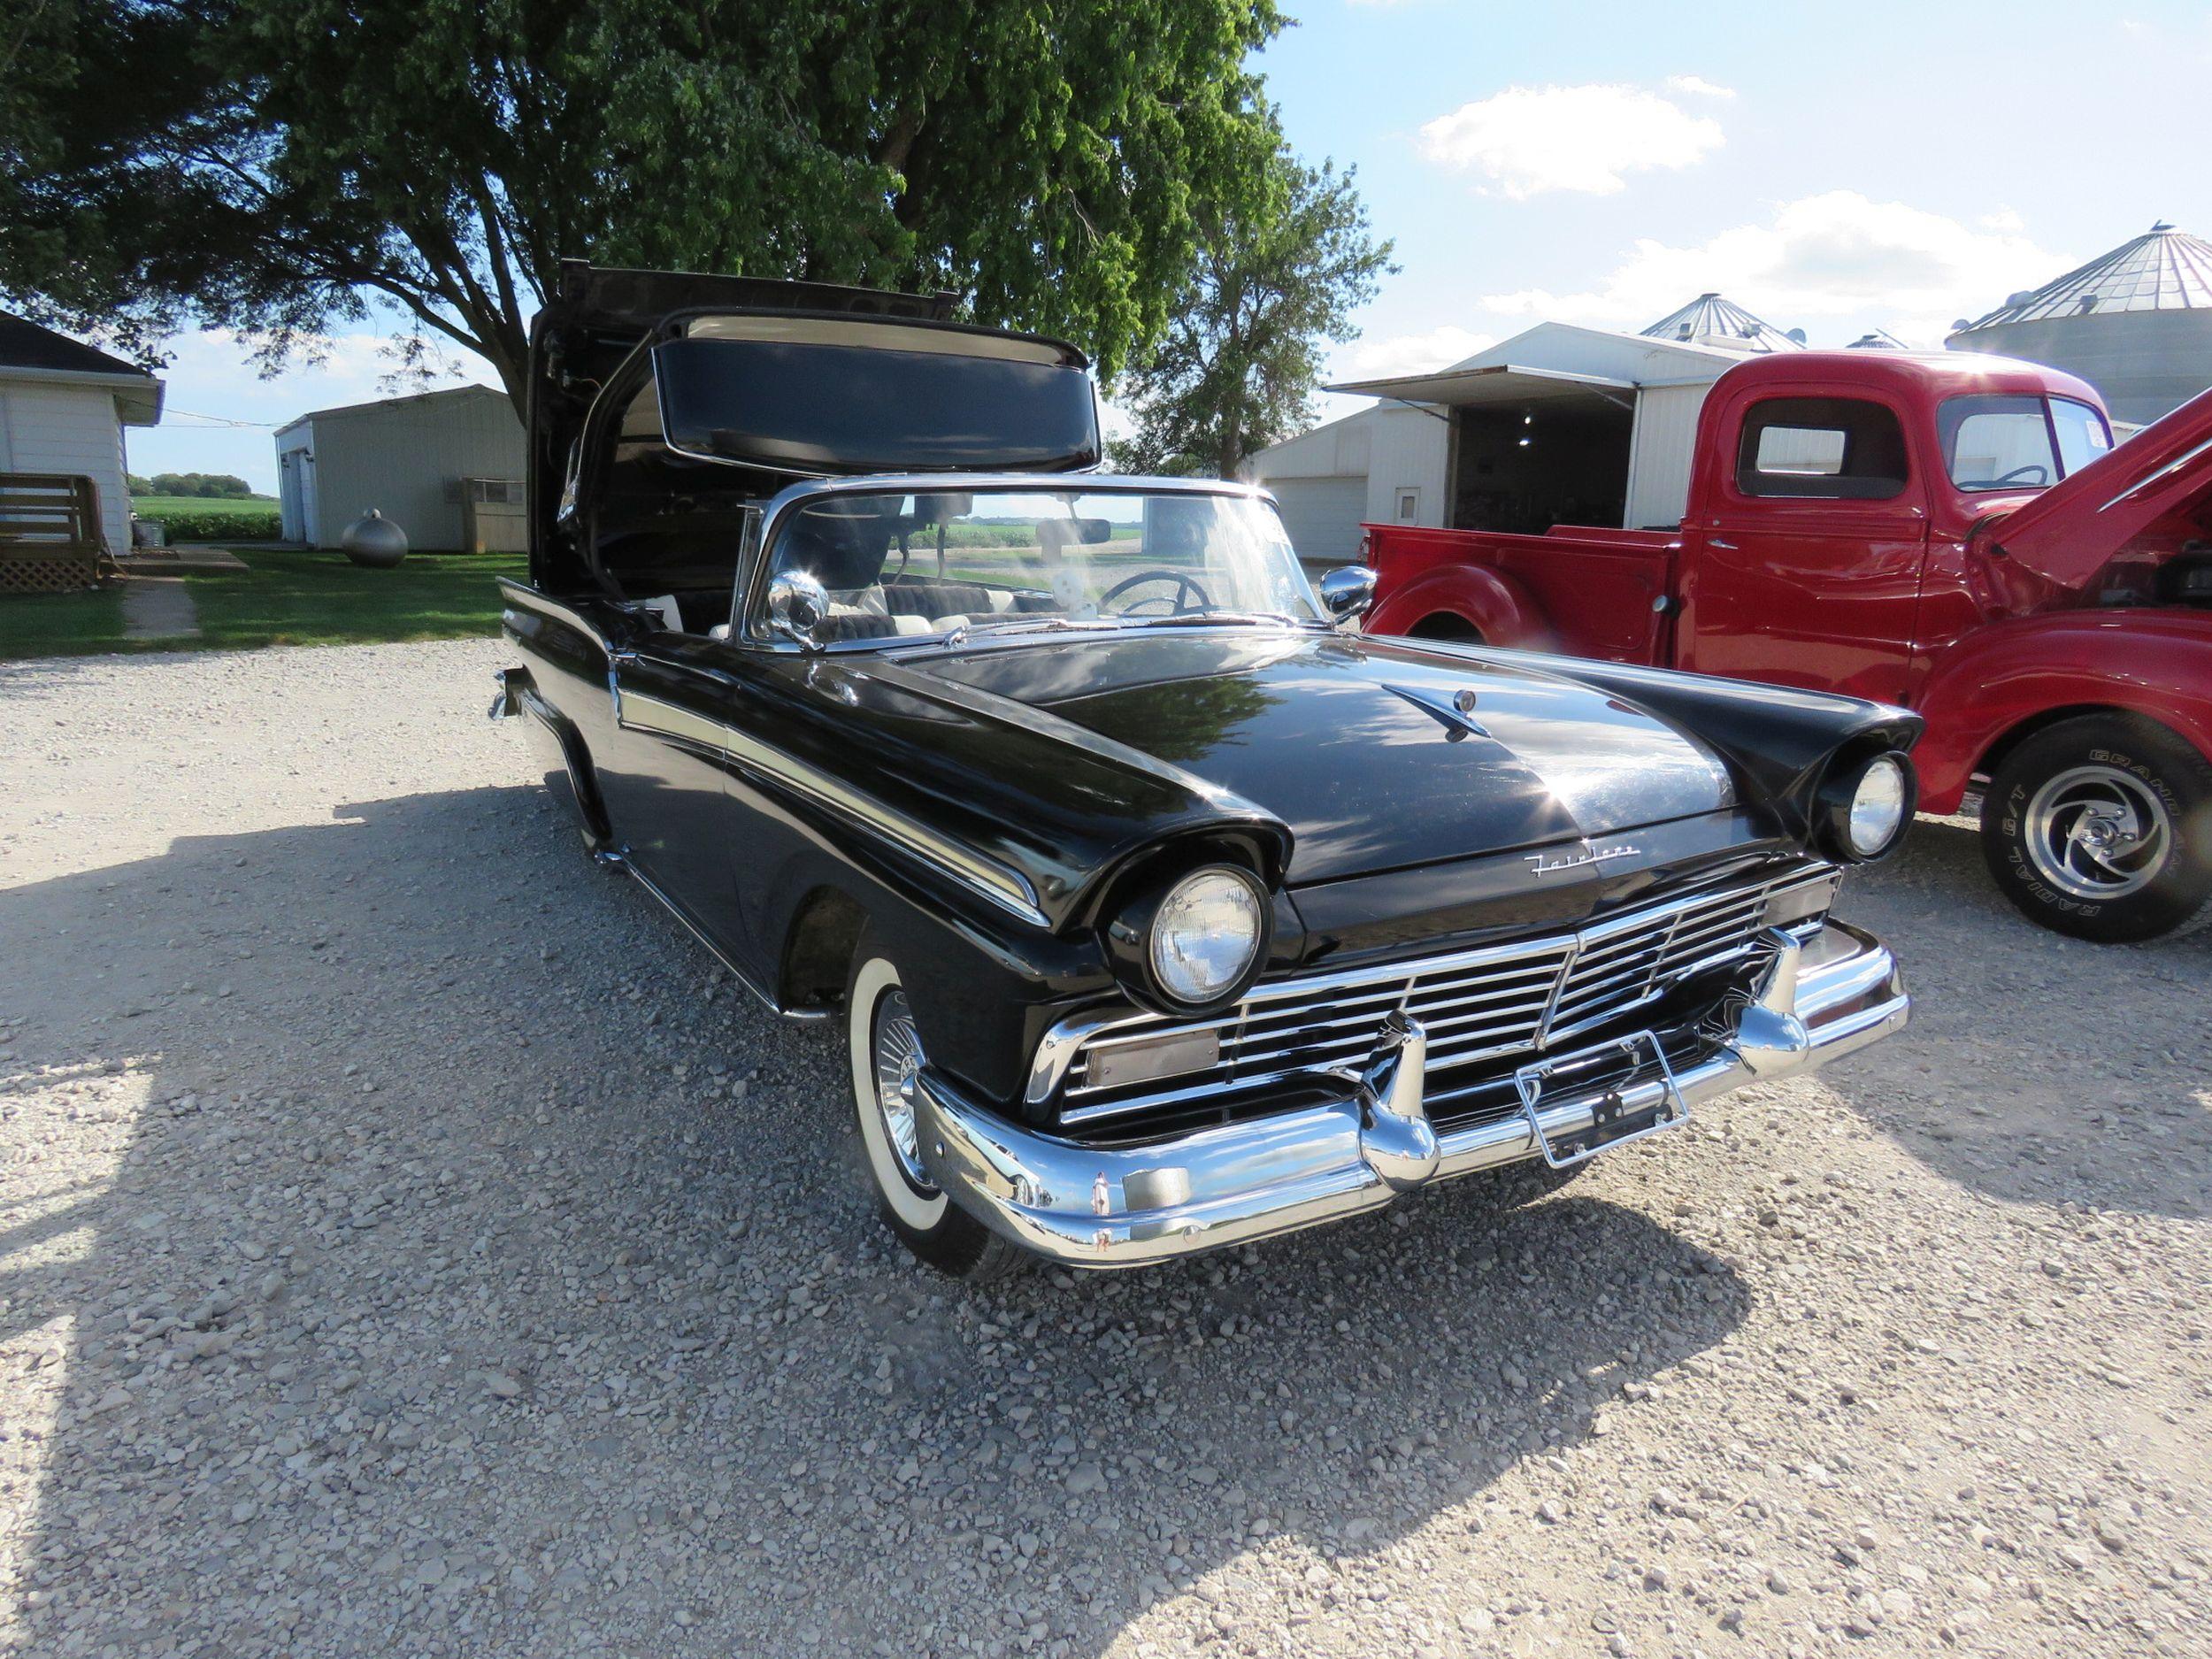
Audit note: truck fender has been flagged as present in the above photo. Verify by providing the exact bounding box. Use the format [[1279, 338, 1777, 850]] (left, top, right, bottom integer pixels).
[[1366, 564, 1554, 649], [1909, 614, 2212, 814]]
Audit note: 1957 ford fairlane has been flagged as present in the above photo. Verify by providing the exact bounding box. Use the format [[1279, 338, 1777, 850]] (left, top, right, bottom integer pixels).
[[494, 261, 1916, 1279]]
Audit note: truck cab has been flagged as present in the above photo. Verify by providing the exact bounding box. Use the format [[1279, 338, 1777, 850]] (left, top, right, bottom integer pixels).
[[1364, 349, 2212, 941]]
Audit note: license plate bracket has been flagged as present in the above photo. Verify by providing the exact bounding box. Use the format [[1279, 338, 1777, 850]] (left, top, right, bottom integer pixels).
[[1513, 1029, 1688, 1169]]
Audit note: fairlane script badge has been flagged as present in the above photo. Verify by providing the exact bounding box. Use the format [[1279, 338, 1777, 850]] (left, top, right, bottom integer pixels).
[[1525, 842, 1641, 877]]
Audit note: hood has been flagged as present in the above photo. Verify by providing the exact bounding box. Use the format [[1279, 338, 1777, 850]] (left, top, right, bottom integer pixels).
[[1981, 384, 2212, 595], [915, 630, 1735, 884]]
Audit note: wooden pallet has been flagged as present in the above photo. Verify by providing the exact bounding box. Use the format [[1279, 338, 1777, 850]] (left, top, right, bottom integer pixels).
[[0, 473, 106, 593]]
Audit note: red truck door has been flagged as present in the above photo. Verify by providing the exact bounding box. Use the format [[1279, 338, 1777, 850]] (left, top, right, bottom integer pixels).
[[1678, 389, 1930, 704]]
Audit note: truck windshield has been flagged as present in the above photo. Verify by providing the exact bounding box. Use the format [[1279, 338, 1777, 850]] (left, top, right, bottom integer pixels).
[[1940, 395, 2114, 492], [756, 488, 1321, 646]]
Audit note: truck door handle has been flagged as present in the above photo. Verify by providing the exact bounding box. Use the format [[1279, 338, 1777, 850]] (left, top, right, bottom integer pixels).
[[1709, 537, 1737, 550]]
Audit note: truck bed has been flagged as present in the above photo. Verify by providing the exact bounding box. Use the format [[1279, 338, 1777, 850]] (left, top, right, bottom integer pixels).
[[1363, 522, 1678, 663]]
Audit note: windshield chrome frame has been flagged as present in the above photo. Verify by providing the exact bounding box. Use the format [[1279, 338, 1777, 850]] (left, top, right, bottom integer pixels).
[[733, 472, 1319, 654]]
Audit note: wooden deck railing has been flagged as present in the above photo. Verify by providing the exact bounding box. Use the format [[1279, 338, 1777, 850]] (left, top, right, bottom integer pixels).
[[0, 472, 106, 593]]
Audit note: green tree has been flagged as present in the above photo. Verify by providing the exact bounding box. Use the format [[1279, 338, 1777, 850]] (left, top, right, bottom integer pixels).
[[1111, 151, 1393, 480], [1, 1, 1283, 413], [146, 472, 255, 498]]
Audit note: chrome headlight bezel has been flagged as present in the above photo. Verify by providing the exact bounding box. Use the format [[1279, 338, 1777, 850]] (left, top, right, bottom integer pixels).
[[1103, 863, 1272, 1016], [1148, 866, 1268, 1008], [1818, 750, 1916, 863]]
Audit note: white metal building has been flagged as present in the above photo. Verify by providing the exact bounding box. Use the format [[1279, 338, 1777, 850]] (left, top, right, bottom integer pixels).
[[0, 311, 165, 551], [1947, 223, 2212, 426], [274, 384, 524, 549], [1246, 317, 1770, 565]]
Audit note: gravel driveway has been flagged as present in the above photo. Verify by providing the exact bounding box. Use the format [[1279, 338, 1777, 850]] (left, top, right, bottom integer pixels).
[[2, 641, 2207, 1659]]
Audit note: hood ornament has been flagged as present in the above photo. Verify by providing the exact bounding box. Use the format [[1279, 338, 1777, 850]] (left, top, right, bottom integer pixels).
[[1385, 681, 1491, 740], [1526, 841, 1641, 877]]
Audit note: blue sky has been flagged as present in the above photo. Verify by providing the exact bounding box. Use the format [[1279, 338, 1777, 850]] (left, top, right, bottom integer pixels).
[[132, 0, 2212, 490]]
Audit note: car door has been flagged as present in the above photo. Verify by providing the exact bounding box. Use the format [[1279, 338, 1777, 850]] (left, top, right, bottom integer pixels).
[[595, 626, 756, 958], [1678, 390, 1931, 704]]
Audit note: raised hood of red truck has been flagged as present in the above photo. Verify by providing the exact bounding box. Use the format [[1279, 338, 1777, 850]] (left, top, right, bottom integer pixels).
[[1981, 386, 2212, 594]]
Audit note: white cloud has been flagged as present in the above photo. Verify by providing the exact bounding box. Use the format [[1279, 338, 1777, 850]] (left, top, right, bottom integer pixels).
[[1331, 325, 1497, 383], [1664, 74, 1735, 99], [1419, 84, 1724, 198], [1478, 191, 2065, 345]]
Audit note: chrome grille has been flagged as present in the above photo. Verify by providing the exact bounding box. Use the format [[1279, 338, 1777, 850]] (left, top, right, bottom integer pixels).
[[1056, 862, 1839, 1126]]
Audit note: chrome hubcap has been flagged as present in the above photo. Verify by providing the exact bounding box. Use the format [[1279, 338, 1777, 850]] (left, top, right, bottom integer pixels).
[[2023, 764, 2171, 901], [871, 989, 933, 1187]]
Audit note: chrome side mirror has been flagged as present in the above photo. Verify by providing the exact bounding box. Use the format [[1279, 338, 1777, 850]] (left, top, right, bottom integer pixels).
[[766, 570, 830, 650], [1318, 565, 1377, 626]]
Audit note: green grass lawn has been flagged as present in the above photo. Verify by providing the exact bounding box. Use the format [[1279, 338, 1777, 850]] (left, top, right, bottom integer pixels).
[[0, 547, 525, 660], [0, 588, 132, 658], [130, 495, 280, 518]]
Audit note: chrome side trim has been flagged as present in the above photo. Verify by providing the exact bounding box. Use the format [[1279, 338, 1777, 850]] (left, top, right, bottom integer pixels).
[[618, 856, 831, 1025], [614, 688, 1048, 927], [914, 918, 1907, 1269], [2099, 432, 2212, 511]]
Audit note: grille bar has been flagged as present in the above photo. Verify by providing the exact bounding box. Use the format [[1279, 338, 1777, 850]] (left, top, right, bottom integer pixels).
[[1057, 862, 1839, 1126]]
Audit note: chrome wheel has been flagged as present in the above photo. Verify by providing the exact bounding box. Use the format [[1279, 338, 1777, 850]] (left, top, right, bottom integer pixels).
[[870, 988, 933, 1188], [2022, 764, 2171, 901]]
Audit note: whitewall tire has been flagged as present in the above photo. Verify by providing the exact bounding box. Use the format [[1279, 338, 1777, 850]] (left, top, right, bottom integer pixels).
[[845, 947, 1027, 1282]]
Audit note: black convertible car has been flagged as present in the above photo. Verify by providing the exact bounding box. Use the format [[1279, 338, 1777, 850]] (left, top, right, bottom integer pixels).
[[495, 262, 1915, 1279]]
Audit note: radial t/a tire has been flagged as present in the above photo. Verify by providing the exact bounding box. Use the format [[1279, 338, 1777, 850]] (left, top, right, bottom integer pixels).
[[846, 944, 1029, 1284], [1980, 713, 2212, 943]]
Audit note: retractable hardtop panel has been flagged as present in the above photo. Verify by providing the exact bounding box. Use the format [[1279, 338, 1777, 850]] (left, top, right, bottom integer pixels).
[[526, 260, 1100, 596]]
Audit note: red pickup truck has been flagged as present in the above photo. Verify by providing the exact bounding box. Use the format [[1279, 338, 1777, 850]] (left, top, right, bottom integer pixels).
[[1363, 349, 2212, 941]]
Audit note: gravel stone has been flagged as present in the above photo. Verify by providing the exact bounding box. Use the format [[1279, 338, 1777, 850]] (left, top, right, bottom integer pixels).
[[0, 639, 2207, 1659]]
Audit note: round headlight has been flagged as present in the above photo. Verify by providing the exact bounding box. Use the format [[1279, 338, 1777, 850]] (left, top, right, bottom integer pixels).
[[1845, 754, 1910, 857], [1148, 869, 1264, 1005]]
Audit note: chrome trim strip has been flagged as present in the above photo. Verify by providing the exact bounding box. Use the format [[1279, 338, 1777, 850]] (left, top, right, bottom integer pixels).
[[615, 689, 1048, 927], [2098, 433, 2212, 511], [1030, 862, 1839, 1113]]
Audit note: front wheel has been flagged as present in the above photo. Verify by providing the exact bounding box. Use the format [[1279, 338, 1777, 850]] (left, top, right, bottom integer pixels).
[[1980, 714, 2212, 942], [846, 949, 1028, 1283]]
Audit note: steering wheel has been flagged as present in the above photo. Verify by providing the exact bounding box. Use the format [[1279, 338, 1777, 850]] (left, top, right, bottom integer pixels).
[[1990, 462, 2051, 488], [1097, 569, 1216, 617]]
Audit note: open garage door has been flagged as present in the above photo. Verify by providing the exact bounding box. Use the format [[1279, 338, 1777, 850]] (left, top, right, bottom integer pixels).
[[1263, 475, 1369, 571]]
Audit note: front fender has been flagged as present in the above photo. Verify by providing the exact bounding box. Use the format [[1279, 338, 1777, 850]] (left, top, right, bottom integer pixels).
[[1368, 563, 1554, 649], [1912, 611, 2212, 813]]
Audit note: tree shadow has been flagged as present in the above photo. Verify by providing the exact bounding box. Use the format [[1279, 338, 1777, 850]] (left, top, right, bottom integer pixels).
[[0, 782, 1749, 1656], [1824, 814, 2212, 1219]]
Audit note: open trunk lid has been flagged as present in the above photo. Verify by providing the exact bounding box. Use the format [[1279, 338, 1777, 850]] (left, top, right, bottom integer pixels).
[[1983, 386, 2212, 594]]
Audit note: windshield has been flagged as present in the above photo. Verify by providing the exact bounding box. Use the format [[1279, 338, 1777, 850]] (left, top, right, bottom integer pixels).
[[755, 488, 1321, 645], [1940, 394, 2114, 493]]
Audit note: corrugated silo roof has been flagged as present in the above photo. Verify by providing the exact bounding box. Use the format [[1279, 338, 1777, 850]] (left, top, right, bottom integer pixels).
[[1957, 223, 2212, 330], [1640, 293, 1804, 351]]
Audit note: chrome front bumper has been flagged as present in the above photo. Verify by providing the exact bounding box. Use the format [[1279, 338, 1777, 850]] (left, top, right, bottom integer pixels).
[[912, 920, 1908, 1269]]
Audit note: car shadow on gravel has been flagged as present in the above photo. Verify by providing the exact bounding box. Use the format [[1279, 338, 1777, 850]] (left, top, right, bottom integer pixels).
[[1826, 817, 2212, 1221], [0, 784, 1749, 1657]]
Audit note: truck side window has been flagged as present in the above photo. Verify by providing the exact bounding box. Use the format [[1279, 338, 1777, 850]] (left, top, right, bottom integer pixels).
[[1735, 397, 1909, 501]]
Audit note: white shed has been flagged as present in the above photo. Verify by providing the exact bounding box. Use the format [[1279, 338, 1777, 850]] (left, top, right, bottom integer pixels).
[[0, 311, 165, 552], [274, 384, 524, 550], [1242, 403, 1448, 573], [1246, 321, 1763, 557]]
